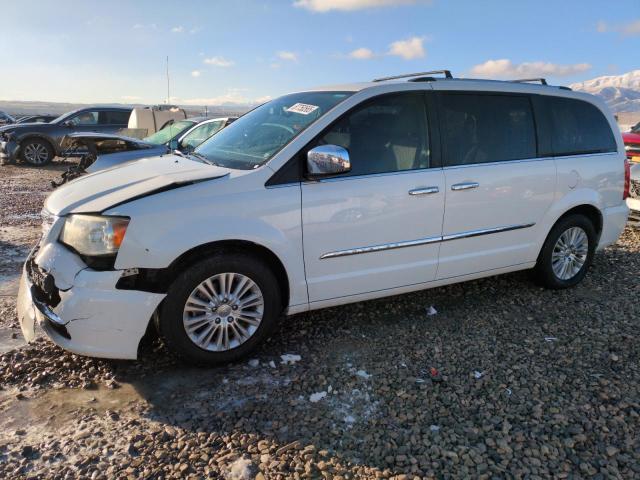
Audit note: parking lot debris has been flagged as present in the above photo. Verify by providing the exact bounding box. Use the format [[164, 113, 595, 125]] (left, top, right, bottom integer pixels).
[[248, 359, 260, 368], [426, 305, 438, 316], [430, 425, 441, 432], [544, 337, 558, 342], [356, 369, 372, 379], [268, 360, 276, 368], [429, 367, 443, 383], [473, 370, 485, 379], [280, 353, 301, 365]]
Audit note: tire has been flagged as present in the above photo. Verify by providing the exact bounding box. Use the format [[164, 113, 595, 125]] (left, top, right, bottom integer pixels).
[[533, 214, 597, 289], [158, 252, 282, 365], [21, 138, 54, 166]]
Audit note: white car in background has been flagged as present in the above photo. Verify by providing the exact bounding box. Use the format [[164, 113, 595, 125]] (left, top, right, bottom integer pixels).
[[18, 70, 629, 365]]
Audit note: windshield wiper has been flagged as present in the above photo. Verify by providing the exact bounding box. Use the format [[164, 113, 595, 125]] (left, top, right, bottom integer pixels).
[[188, 151, 220, 166]]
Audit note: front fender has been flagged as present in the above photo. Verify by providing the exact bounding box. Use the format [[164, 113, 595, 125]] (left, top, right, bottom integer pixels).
[[105, 177, 308, 308], [17, 132, 60, 154]]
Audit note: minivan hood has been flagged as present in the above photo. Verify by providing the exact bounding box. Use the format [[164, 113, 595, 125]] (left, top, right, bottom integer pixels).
[[46, 154, 230, 215]]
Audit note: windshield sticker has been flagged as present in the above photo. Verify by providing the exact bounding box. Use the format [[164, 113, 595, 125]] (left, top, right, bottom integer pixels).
[[286, 103, 319, 115]]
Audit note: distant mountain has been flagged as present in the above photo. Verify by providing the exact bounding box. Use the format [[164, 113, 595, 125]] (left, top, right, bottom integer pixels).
[[570, 70, 640, 113], [0, 100, 250, 118]]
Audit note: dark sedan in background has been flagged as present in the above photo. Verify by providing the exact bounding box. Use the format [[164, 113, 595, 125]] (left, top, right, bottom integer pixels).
[[0, 106, 131, 165], [16, 114, 57, 124]]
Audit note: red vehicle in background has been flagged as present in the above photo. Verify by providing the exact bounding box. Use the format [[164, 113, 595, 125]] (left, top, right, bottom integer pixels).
[[623, 122, 640, 163]]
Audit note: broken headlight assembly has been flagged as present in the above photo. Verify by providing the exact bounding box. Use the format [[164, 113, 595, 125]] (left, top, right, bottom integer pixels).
[[59, 215, 130, 269]]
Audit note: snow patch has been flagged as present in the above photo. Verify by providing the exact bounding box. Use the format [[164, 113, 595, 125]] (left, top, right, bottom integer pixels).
[[226, 457, 253, 480], [309, 391, 327, 403], [280, 354, 301, 365]]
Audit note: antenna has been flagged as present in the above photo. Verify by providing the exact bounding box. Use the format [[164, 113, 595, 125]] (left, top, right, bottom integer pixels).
[[166, 56, 170, 104]]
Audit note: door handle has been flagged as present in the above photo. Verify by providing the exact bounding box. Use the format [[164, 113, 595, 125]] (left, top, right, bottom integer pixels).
[[451, 182, 479, 191], [409, 186, 439, 196]]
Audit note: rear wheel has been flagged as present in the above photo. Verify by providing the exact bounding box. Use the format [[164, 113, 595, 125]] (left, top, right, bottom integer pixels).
[[21, 138, 54, 166], [158, 253, 282, 364], [534, 214, 596, 289]]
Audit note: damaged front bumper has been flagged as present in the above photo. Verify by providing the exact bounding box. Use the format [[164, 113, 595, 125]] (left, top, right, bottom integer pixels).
[[17, 242, 166, 360], [0, 136, 19, 164]]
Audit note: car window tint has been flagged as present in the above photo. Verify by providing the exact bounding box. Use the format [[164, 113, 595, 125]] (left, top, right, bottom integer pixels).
[[543, 96, 616, 156], [102, 110, 131, 125], [317, 93, 430, 177], [440, 94, 536, 166], [68, 111, 99, 126]]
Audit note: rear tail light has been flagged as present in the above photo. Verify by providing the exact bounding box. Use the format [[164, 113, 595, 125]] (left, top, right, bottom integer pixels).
[[623, 158, 630, 200]]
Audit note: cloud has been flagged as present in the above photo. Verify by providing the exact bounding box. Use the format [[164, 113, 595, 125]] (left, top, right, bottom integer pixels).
[[348, 47, 375, 60], [293, 0, 427, 12], [277, 51, 298, 62], [171, 25, 184, 33], [203, 56, 234, 67], [470, 59, 591, 78], [191, 70, 201, 78], [597, 19, 640, 37], [388, 36, 425, 60], [121, 95, 141, 101]]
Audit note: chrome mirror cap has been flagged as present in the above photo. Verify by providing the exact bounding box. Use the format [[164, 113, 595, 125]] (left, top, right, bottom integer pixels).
[[307, 144, 351, 177]]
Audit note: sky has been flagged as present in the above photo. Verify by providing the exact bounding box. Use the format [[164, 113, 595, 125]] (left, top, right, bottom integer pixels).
[[0, 0, 638, 106]]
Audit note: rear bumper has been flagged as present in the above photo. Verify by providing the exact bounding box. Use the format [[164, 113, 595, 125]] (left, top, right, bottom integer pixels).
[[17, 243, 166, 360], [598, 203, 629, 250]]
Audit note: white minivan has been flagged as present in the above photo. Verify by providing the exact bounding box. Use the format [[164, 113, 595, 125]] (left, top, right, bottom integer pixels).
[[18, 71, 630, 364]]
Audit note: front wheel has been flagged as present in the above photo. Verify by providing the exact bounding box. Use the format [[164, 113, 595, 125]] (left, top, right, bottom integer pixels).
[[158, 253, 282, 365], [21, 138, 54, 166], [534, 214, 597, 289]]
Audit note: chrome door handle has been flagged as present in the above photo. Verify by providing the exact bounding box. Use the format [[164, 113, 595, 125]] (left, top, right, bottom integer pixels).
[[451, 182, 479, 191], [409, 186, 439, 196]]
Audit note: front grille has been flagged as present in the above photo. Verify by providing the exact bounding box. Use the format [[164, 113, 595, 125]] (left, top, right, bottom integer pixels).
[[631, 179, 640, 200], [26, 254, 61, 308]]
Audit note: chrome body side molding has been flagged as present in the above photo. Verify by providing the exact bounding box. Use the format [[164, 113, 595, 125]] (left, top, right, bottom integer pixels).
[[319, 223, 535, 259]]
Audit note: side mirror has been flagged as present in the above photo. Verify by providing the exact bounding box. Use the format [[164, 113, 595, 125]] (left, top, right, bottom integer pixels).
[[63, 120, 73, 127], [306, 145, 351, 178], [169, 139, 179, 150]]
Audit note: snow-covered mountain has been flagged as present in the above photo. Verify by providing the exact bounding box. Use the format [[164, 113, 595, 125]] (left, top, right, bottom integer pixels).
[[570, 70, 640, 113]]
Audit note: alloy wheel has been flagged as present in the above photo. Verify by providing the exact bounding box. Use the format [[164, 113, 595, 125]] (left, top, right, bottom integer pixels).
[[23, 143, 50, 164], [551, 226, 589, 280], [182, 272, 264, 351]]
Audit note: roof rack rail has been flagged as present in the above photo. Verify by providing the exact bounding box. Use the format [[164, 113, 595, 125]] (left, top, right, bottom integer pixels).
[[511, 78, 548, 85], [373, 70, 453, 82]]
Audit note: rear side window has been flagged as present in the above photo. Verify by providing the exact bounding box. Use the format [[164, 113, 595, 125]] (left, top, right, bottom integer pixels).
[[543, 96, 616, 156], [101, 110, 131, 125], [439, 94, 536, 166]]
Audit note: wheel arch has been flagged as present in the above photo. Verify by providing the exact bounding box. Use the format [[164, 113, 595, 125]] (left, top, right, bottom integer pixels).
[[553, 204, 603, 238], [123, 239, 291, 311], [18, 134, 57, 156]]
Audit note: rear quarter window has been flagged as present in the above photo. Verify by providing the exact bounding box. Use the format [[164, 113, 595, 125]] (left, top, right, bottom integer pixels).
[[543, 96, 616, 156]]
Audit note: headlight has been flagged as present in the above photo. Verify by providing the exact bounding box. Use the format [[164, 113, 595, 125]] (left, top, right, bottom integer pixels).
[[60, 215, 130, 257]]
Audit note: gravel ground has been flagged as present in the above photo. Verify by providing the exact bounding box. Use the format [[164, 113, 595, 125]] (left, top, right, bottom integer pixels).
[[1, 162, 639, 479]]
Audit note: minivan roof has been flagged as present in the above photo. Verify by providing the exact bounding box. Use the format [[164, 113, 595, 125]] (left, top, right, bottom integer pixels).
[[304, 76, 604, 106]]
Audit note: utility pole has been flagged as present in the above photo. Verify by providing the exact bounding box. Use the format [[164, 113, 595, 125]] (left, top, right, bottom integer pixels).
[[166, 56, 170, 105]]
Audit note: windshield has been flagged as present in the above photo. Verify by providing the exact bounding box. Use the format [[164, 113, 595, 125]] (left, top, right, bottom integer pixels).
[[144, 120, 195, 145], [194, 91, 353, 169], [52, 109, 83, 124]]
